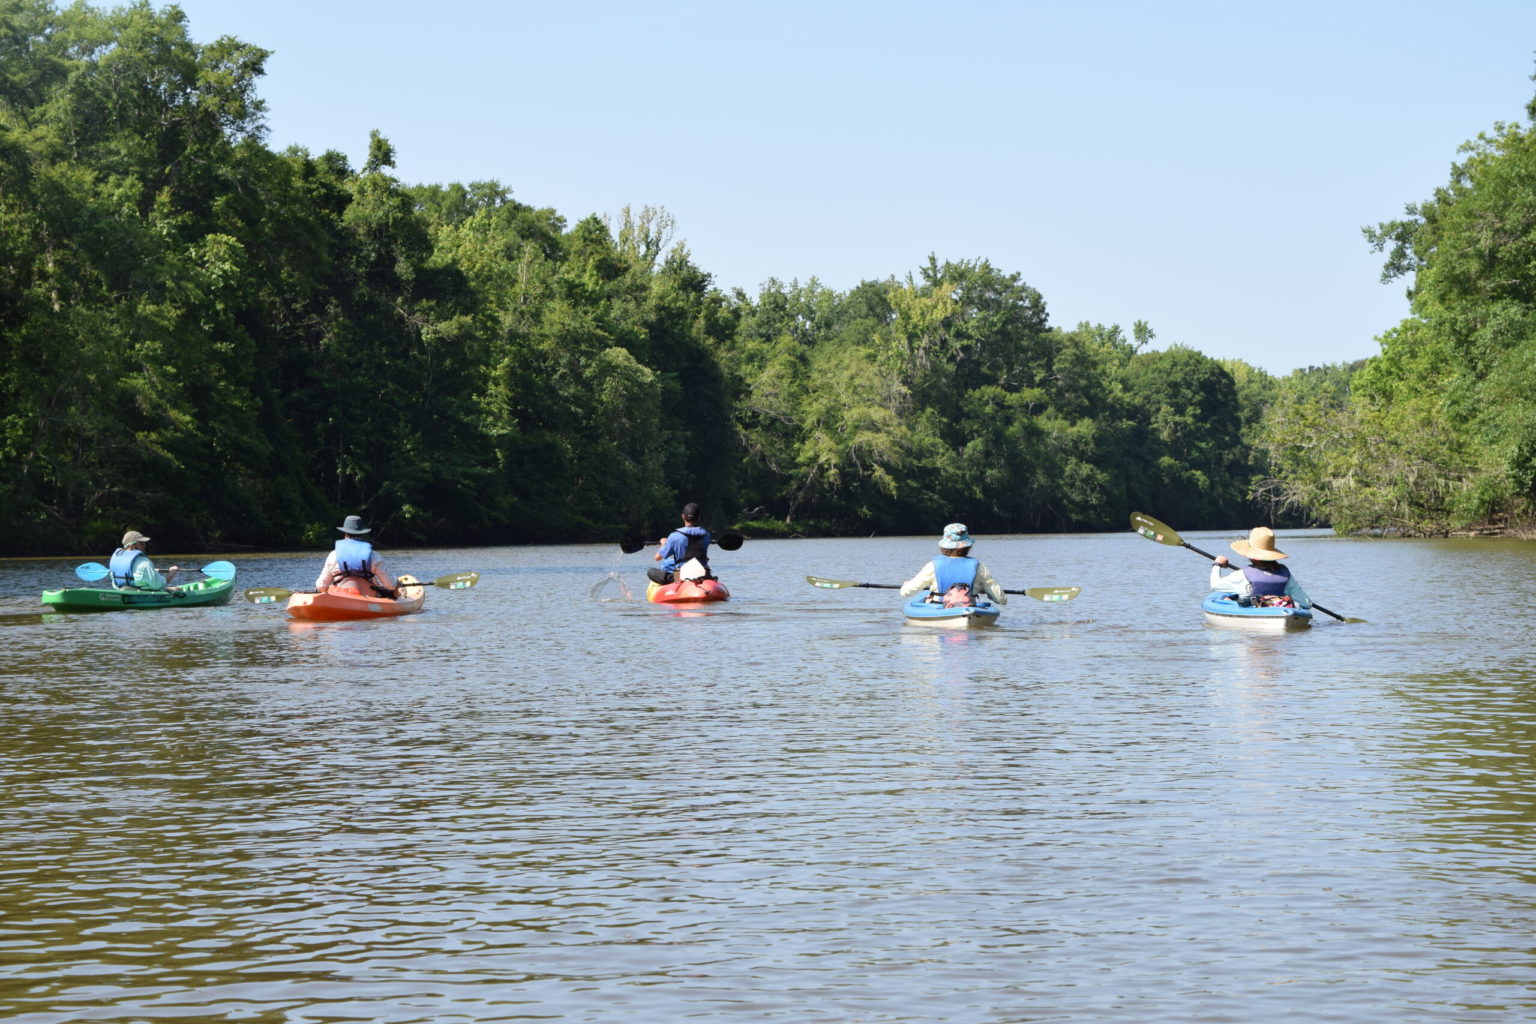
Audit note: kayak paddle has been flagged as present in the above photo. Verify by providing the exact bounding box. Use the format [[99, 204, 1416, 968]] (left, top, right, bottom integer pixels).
[[620, 530, 744, 554], [805, 576, 1081, 602], [1129, 511, 1364, 623], [74, 559, 237, 582], [243, 571, 481, 605]]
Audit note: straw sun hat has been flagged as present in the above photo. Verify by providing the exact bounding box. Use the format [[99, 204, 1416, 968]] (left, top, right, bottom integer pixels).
[[1231, 526, 1287, 561]]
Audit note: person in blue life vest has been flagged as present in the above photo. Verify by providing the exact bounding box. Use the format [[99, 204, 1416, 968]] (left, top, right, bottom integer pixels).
[[314, 515, 398, 597], [648, 502, 713, 584], [899, 523, 1008, 607], [1210, 526, 1312, 609], [109, 530, 180, 591]]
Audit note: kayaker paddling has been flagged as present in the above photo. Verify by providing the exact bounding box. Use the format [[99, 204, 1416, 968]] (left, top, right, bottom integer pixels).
[[314, 515, 398, 598], [1210, 526, 1312, 610], [109, 530, 180, 591], [648, 502, 714, 585], [899, 523, 1008, 607]]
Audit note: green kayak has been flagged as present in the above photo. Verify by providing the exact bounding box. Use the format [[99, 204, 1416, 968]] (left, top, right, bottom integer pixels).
[[41, 576, 236, 612]]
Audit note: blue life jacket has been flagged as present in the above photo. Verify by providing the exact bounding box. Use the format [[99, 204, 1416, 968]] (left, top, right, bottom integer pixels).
[[661, 526, 711, 572], [109, 548, 146, 589], [335, 537, 377, 582], [934, 556, 979, 595], [1243, 562, 1291, 597]]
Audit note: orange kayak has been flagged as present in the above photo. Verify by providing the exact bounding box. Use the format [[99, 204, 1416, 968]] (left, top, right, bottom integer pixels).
[[646, 577, 730, 604], [286, 575, 426, 621]]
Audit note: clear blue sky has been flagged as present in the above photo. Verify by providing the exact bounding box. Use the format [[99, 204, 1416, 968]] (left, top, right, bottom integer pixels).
[[167, 0, 1536, 375]]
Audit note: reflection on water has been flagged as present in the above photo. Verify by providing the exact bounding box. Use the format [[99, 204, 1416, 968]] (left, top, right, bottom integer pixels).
[[2, 533, 1535, 1022]]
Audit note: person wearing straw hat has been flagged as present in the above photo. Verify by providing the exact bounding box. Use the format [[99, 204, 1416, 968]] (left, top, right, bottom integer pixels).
[[313, 515, 398, 597], [1210, 526, 1311, 608], [108, 530, 180, 591], [899, 523, 1007, 607]]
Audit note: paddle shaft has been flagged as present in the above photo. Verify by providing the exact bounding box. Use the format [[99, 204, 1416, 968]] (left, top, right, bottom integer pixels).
[[846, 583, 1036, 596], [805, 577, 1079, 602], [75, 559, 236, 582], [244, 571, 479, 603], [621, 530, 744, 554]]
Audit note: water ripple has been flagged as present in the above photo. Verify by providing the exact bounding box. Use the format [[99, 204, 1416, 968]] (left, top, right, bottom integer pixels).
[[3, 536, 1536, 1022]]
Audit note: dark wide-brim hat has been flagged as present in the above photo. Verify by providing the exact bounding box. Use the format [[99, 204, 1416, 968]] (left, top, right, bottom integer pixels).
[[337, 515, 371, 535]]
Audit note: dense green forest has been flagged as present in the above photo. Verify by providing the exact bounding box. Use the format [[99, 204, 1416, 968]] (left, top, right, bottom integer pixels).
[[1, 1, 1531, 555], [1260, 99, 1536, 537]]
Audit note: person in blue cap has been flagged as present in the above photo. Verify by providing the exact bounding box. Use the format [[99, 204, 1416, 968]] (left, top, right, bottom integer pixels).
[[899, 523, 1008, 606]]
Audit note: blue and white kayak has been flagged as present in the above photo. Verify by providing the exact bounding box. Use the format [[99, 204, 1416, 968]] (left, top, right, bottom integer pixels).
[[903, 595, 1002, 629], [1201, 591, 1312, 631]]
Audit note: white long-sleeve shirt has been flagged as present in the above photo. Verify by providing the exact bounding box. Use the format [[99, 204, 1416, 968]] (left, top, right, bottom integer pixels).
[[314, 549, 396, 593], [123, 557, 176, 590], [900, 559, 1007, 604]]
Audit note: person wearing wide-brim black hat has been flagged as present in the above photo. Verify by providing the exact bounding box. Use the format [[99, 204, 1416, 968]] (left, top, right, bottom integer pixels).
[[1210, 526, 1312, 609], [648, 502, 714, 584], [314, 515, 398, 596]]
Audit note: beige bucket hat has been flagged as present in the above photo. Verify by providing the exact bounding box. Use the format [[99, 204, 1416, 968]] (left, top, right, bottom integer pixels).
[[1231, 526, 1287, 560]]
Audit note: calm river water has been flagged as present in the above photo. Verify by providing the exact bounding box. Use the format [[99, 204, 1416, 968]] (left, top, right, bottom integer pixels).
[[2, 529, 1534, 1023]]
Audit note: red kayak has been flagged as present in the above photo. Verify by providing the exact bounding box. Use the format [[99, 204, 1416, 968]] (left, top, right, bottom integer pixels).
[[646, 578, 730, 604], [287, 575, 426, 621]]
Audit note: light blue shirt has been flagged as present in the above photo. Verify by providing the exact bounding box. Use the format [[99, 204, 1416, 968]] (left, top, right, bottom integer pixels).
[[1210, 564, 1311, 608]]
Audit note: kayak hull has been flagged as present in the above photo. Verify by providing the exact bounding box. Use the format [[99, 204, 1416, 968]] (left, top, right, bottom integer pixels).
[[1202, 591, 1312, 630], [40, 576, 235, 612], [286, 576, 426, 621], [646, 578, 730, 604], [903, 595, 1002, 629]]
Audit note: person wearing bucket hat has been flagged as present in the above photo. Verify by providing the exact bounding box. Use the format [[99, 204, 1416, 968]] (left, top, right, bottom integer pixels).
[[1210, 526, 1311, 609], [313, 515, 398, 597], [108, 529, 180, 590], [899, 523, 1008, 607], [648, 502, 714, 584]]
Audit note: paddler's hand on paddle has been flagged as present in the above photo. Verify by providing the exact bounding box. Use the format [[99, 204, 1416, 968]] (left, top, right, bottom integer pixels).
[[1213, 556, 1230, 568]]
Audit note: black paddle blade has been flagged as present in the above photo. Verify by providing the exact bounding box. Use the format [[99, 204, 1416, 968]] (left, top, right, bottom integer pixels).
[[717, 531, 744, 551], [618, 535, 647, 554]]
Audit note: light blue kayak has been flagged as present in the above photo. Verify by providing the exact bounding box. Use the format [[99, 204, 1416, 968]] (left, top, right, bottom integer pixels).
[[902, 595, 1002, 629], [1201, 591, 1312, 630]]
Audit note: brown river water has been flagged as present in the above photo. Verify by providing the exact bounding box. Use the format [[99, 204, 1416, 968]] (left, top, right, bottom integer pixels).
[[1, 529, 1534, 1023]]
